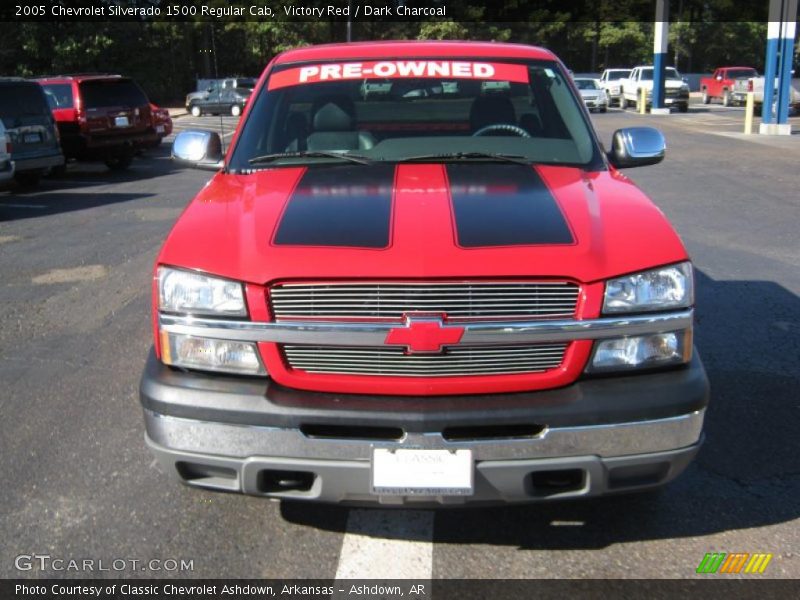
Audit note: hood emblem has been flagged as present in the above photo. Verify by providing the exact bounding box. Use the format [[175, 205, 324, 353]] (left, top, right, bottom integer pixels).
[[385, 315, 464, 354]]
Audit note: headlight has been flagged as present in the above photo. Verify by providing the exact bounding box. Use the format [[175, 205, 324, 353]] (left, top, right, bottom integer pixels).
[[158, 266, 247, 317], [587, 330, 692, 372], [160, 332, 266, 376], [603, 262, 693, 314]]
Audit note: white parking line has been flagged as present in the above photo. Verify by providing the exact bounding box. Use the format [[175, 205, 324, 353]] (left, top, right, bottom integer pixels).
[[334, 509, 434, 579]]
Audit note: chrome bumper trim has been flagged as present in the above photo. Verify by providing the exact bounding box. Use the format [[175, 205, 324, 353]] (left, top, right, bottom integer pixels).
[[144, 408, 706, 462], [158, 309, 693, 347]]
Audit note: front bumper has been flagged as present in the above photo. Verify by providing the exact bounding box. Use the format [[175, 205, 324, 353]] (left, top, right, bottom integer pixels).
[[141, 350, 709, 505], [0, 159, 13, 182], [13, 152, 64, 174]]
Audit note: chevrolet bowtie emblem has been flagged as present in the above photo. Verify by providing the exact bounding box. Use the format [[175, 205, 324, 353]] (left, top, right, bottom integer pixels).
[[384, 316, 465, 353]]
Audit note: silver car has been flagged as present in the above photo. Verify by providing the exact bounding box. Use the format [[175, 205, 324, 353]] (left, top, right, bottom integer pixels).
[[574, 78, 608, 112]]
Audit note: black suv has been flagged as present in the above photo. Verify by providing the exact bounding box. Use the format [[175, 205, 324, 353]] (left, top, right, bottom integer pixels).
[[0, 78, 64, 186]]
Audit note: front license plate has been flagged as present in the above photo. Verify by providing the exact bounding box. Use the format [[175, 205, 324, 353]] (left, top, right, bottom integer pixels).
[[155, 125, 165, 133], [371, 449, 473, 496], [23, 133, 41, 143], [114, 116, 130, 127]]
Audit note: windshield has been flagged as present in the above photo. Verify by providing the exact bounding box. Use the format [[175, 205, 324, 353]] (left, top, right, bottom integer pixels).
[[0, 83, 51, 118], [79, 79, 149, 108], [574, 79, 599, 90], [229, 58, 603, 171], [726, 69, 757, 79], [41, 83, 74, 109], [639, 68, 681, 81], [606, 70, 629, 80]]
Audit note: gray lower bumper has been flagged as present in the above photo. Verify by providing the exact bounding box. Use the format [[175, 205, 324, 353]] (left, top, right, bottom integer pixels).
[[144, 408, 704, 505], [14, 153, 64, 173]]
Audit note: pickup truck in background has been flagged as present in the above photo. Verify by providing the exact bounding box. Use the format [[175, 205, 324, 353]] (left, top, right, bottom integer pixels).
[[732, 75, 800, 113], [598, 68, 630, 107], [620, 66, 690, 113], [700, 67, 758, 106]]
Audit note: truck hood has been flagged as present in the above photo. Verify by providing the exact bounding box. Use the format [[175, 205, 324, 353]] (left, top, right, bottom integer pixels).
[[158, 163, 688, 285]]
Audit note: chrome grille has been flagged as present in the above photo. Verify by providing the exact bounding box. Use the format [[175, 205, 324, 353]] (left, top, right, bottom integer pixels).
[[283, 344, 568, 376], [270, 282, 580, 320]]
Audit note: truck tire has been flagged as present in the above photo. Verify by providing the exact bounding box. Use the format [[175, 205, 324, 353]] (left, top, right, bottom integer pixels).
[[14, 172, 41, 187], [105, 150, 134, 171], [678, 103, 689, 113], [722, 90, 731, 107], [190, 104, 202, 117], [701, 88, 710, 104]]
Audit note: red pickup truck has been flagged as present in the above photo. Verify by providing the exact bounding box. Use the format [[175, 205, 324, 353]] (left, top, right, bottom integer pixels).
[[140, 41, 708, 505], [700, 66, 758, 106]]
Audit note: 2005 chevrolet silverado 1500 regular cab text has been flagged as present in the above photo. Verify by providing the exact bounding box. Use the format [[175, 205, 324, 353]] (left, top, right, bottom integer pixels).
[[140, 41, 709, 506]]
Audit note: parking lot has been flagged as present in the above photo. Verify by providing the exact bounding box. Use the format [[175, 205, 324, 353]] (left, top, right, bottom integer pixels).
[[1, 101, 799, 580]]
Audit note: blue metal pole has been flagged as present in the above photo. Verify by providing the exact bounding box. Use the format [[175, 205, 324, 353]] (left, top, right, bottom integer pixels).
[[762, 23, 779, 125], [775, 18, 797, 124], [761, 0, 789, 127], [652, 0, 669, 111]]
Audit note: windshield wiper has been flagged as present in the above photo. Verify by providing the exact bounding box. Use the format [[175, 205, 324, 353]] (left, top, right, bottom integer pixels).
[[395, 151, 532, 165], [249, 150, 373, 166]]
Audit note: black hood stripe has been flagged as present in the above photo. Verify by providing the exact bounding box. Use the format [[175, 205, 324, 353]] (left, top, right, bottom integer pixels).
[[446, 164, 574, 248], [273, 164, 395, 248]]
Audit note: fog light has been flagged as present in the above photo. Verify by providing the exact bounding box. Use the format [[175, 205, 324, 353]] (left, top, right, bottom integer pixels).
[[588, 330, 691, 373], [161, 331, 266, 376]]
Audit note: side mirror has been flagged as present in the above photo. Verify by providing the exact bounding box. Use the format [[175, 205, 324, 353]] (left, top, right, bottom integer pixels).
[[608, 127, 666, 169], [172, 130, 224, 171]]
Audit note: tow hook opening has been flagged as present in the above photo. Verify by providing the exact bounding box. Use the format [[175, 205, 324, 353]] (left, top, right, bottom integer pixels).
[[300, 423, 404, 441], [527, 469, 586, 497], [256, 469, 316, 493], [175, 461, 239, 491], [442, 423, 546, 442]]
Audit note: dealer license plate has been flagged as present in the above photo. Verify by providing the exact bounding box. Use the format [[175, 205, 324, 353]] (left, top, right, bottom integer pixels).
[[371, 448, 473, 496], [114, 116, 130, 127], [23, 132, 41, 143]]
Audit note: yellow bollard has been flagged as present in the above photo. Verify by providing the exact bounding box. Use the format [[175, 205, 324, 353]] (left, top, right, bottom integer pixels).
[[639, 87, 647, 114], [744, 91, 754, 134]]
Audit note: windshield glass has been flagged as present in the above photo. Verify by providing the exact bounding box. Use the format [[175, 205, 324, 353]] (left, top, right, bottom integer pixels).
[[230, 58, 603, 171], [41, 84, 74, 109], [606, 70, 629, 80], [639, 68, 681, 81], [0, 83, 51, 117], [574, 79, 599, 90], [726, 69, 757, 79], [80, 79, 148, 108]]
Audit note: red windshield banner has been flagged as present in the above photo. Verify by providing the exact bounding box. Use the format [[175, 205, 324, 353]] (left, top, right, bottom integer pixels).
[[267, 61, 530, 90]]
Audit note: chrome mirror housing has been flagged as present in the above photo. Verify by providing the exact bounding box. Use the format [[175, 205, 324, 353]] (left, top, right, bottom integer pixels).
[[172, 130, 224, 171], [608, 127, 666, 168]]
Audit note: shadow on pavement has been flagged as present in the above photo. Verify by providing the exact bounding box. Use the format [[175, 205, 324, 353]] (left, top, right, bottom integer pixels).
[[0, 148, 184, 221], [280, 269, 800, 549], [0, 190, 157, 222]]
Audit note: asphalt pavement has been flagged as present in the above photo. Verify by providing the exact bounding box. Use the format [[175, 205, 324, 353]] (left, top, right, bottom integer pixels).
[[1, 106, 798, 580]]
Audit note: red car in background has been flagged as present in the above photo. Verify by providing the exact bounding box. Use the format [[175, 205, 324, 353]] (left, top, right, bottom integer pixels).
[[699, 66, 758, 106], [147, 103, 173, 148], [37, 74, 159, 170]]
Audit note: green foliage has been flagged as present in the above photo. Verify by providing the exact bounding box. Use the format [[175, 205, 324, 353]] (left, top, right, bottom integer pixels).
[[0, 2, 783, 103]]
